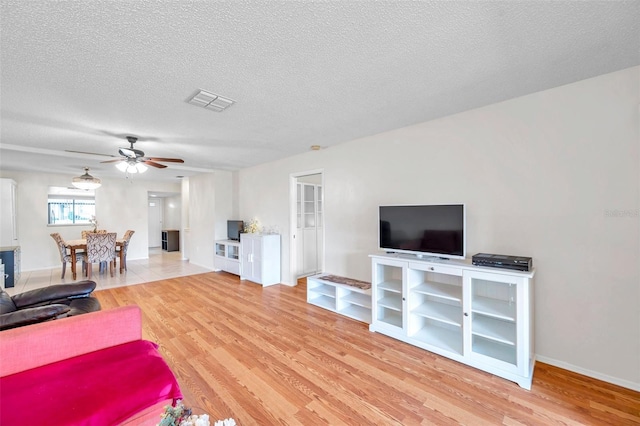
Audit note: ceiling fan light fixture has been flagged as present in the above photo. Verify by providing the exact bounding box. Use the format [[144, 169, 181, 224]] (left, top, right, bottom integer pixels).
[[115, 161, 128, 172], [72, 167, 101, 190]]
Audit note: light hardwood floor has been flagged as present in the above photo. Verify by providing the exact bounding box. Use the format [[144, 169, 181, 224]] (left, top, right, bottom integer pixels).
[[95, 273, 640, 425], [5, 248, 210, 296]]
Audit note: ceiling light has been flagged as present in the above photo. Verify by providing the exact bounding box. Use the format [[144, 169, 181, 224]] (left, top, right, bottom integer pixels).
[[187, 89, 235, 112], [116, 160, 148, 174], [72, 167, 101, 190], [310, 145, 321, 151]]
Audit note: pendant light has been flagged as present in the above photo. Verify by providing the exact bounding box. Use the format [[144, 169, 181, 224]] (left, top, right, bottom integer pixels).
[[72, 167, 101, 190]]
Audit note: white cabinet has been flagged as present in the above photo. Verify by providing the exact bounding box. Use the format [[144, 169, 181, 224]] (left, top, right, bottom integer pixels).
[[0, 179, 18, 247], [370, 254, 535, 389], [240, 234, 281, 286], [307, 274, 372, 323], [214, 240, 241, 275]]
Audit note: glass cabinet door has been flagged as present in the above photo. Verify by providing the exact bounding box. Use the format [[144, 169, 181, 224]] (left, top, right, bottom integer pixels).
[[464, 270, 524, 375]]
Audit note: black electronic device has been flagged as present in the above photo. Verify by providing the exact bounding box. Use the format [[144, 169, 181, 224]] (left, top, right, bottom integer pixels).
[[227, 220, 244, 241], [379, 204, 465, 260], [472, 253, 532, 272]]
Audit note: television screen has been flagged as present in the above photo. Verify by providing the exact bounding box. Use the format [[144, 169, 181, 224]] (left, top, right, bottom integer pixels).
[[227, 220, 244, 241], [379, 204, 465, 259]]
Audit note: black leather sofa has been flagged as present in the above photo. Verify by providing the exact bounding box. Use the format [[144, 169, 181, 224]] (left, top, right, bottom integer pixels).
[[0, 280, 101, 331]]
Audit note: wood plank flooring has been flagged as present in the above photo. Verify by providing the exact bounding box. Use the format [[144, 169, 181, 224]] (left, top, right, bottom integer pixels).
[[95, 272, 640, 425]]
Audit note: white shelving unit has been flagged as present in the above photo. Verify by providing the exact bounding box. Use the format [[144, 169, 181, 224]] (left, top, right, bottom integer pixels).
[[370, 253, 535, 389], [214, 240, 241, 275], [307, 274, 372, 323]]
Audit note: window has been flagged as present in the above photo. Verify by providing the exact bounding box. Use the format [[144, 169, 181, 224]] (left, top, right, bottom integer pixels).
[[48, 186, 95, 225]]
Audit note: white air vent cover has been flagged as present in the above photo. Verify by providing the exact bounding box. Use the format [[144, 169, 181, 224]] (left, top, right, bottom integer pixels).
[[188, 90, 235, 112]]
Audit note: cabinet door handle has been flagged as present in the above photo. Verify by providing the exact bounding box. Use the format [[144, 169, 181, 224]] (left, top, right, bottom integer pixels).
[[464, 312, 469, 317]]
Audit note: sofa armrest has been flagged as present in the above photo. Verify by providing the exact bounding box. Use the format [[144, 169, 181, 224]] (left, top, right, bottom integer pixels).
[[0, 304, 71, 331], [11, 281, 97, 309], [0, 305, 142, 377]]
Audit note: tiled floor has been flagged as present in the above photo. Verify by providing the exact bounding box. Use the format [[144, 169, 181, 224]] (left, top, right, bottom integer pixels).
[[5, 248, 212, 296]]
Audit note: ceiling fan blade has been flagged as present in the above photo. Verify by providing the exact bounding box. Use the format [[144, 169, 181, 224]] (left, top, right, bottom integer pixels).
[[65, 150, 117, 158], [145, 157, 184, 163], [100, 158, 124, 164], [143, 160, 167, 168]]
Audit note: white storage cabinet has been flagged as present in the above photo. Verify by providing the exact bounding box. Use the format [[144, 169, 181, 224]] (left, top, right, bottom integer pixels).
[[370, 254, 535, 389], [240, 234, 281, 286], [214, 240, 241, 275]]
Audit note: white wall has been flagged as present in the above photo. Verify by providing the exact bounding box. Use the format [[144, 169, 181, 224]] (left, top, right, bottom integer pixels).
[[163, 194, 182, 229], [0, 170, 181, 271], [186, 171, 233, 269], [237, 66, 640, 390]]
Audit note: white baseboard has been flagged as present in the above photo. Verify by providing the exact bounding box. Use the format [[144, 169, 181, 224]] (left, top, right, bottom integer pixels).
[[536, 355, 640, 392], [186, 260, 214, 271]]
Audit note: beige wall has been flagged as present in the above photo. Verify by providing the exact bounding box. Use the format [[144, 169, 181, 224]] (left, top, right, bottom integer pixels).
[[237, 66, 640, 390]]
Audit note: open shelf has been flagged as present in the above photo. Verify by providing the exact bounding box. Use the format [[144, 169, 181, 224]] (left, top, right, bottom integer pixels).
[[308, 294, 335, 311], [310, 283, 336, 298], [341, 292, 371, 309], [411, 325, 463, 355], [411, 302, 461, 327], [412, 281, 462, 302], [339, 305, 372, 323]]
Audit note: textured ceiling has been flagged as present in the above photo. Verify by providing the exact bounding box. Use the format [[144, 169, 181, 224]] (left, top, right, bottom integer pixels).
[[1, 1, 639, 182]]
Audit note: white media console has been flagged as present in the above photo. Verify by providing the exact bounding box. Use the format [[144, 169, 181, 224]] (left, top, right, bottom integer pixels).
[[370, 253, 535, 389]]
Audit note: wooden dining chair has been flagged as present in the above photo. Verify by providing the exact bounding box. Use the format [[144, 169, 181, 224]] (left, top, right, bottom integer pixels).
[[116, 230, 135, 272], [86, 232, 117, 279], [50, 233, 86, 279]]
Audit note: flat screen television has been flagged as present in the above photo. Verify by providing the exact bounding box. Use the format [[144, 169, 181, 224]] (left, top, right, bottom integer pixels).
[[379, 204, 465, 259], [227, 220, 244, 241]]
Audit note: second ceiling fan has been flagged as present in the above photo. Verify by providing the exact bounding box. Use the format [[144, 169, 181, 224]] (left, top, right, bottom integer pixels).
[[101, 136, 184, 173]]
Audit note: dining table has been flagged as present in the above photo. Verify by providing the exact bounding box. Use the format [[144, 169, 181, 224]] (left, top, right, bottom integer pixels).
[[65, 238, 125, 280]]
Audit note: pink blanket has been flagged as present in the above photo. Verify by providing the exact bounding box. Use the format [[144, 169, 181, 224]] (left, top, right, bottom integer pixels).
[[0, 340, 182, 425]]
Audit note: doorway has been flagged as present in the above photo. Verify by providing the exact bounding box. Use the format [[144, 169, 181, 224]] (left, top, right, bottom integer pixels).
[[290, 171, 324, 282], [148, 197, 164, 248]]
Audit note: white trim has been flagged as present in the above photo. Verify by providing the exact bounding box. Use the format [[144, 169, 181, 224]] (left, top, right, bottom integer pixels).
[[536, 355, 640, 392]]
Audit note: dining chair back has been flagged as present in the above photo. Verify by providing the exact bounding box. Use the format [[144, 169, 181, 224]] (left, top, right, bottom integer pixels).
[[86, 232, 117, 279], [82, 229, 107, 239], [50, 233, 85, 279], [117, 230, 135, 272]]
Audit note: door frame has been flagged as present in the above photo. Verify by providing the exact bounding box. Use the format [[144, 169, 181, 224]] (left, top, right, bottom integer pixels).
[[289, 169, 324, 286]]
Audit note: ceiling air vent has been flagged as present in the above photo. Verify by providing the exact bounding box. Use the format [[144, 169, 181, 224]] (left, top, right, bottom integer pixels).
[[187, 89, 235, 112]]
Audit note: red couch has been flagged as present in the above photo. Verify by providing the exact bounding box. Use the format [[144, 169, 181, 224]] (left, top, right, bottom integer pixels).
[[0, 305, 182, 425]]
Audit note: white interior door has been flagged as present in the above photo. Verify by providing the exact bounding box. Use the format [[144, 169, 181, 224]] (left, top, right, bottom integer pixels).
[[148, 198, 163, 247], [294, 175, 323, 278]]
